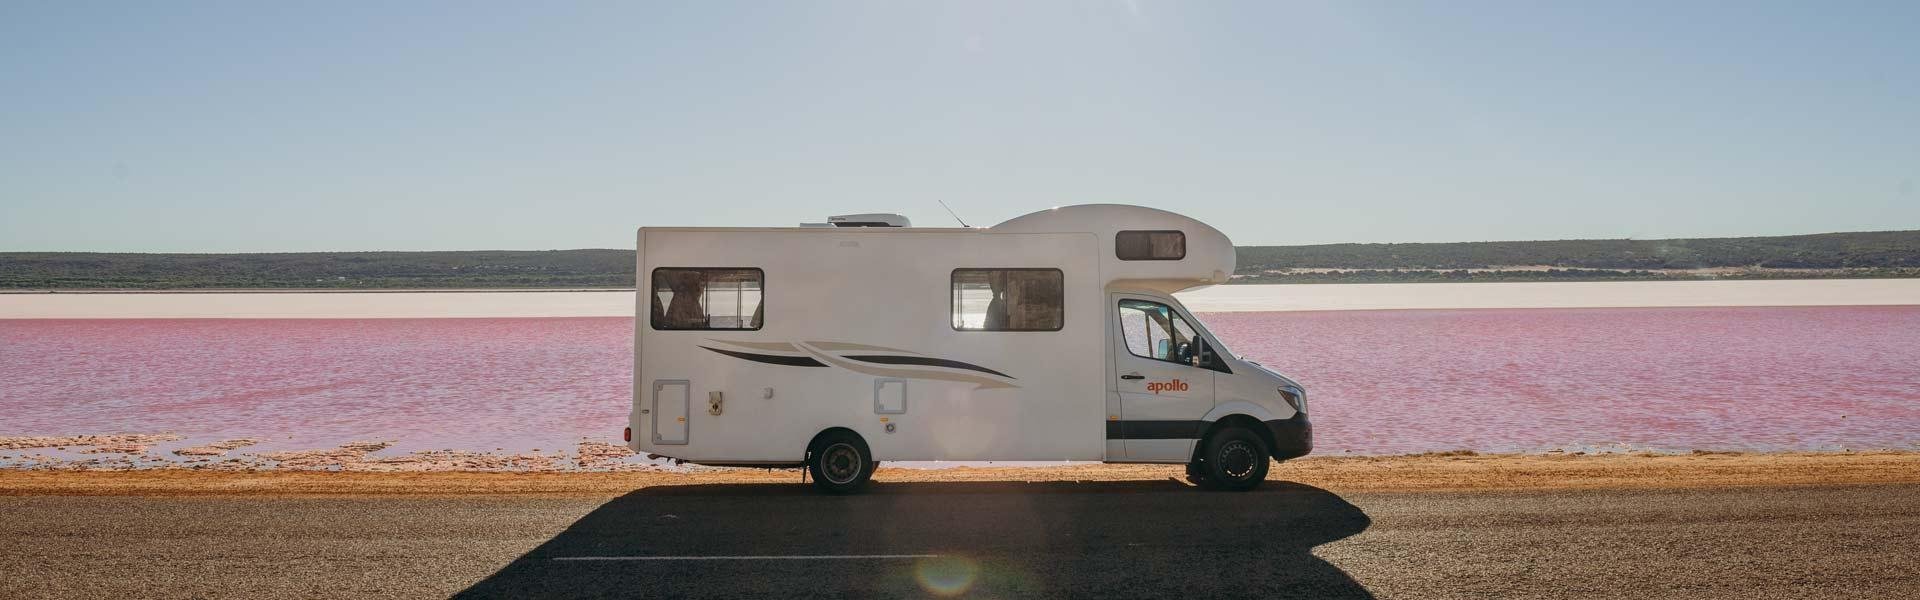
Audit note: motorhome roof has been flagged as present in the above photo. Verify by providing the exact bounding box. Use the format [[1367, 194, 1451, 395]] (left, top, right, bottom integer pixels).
[[646, 204, 1209, 234], [640, 204, 1236, 294], [639, 226, 978, 233]]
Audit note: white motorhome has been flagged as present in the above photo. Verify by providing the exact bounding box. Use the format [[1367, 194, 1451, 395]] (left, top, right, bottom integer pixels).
[[629, 204, 1310, 492]]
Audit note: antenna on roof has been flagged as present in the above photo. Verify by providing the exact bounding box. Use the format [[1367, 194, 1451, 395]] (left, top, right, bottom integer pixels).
[[937, 199, 971, 228]]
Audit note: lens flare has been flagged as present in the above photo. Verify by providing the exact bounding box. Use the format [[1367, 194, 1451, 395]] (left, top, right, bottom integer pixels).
[[914, 555, 979, 597]]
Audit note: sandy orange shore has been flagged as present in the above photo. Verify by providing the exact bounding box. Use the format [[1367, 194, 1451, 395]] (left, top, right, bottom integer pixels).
[[4, 451, 1916, 496]]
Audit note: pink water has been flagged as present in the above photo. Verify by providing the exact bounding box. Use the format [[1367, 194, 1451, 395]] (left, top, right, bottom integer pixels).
[[1207, 306, 1920, 454], [2, 306, 1917, 457]]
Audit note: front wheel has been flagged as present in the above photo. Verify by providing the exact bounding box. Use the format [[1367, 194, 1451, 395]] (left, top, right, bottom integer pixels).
[[1195, 427, 1270, 491], [807, 431, 874, 494]]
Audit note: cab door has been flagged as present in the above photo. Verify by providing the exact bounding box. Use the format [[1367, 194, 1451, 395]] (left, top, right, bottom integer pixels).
[[1110, 293, 1216, 461]]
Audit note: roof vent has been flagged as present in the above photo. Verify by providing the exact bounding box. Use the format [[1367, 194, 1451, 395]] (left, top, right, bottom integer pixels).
[[827, 213, 911, 228]]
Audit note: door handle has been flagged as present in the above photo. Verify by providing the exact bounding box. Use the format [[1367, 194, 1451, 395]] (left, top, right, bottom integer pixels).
[[1120, 373, 1145, 380]]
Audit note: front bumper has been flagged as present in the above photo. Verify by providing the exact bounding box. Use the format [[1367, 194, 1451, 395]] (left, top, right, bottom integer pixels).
[[1264, 413, 1313, 460]]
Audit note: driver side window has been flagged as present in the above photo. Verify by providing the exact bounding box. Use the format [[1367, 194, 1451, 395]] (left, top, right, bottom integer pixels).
[[1118, 299, 1200, 364]]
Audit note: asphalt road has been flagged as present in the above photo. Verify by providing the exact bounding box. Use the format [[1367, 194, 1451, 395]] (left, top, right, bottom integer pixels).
[[2, 480, 1916, 599]]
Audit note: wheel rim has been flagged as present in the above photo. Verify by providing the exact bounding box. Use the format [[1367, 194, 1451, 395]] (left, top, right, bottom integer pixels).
[[821, 442, 862, 485], [1219, 440, 1257, 480]]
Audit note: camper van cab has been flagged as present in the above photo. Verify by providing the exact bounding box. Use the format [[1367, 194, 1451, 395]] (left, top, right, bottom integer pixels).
[[630, 204, 1310, 492]]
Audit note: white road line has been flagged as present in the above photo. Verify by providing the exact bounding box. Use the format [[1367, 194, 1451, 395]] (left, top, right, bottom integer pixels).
[[553, 554, 940, 562]]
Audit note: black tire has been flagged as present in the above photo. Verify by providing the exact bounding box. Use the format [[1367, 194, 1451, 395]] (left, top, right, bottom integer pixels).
[[1196, 426, 1270, 491], [807, 430, 874, 494]]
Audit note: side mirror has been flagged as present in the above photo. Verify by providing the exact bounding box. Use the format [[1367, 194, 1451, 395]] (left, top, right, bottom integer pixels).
[[1189, 340, 1210, 368]]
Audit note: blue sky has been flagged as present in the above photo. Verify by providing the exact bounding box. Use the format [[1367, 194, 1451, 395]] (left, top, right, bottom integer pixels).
[[3, 1, 1917, 251]]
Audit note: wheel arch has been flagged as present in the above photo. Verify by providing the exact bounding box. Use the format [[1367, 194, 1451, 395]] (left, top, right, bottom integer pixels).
[[1191, 413, 1277, 463], [1202, 401, 1278, 423], [806, 426, 867, 455]]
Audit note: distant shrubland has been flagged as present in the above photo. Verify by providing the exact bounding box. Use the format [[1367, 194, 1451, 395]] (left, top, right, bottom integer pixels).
[[0, 250, 633, 289], [1236, 230, 1920, 271], [1235, 230, 1920, 283], [2, 230, 1916, 289]]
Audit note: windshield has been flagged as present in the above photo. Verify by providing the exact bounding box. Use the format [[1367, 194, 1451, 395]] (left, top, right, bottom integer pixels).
[[1174, 302, 1237, 359]]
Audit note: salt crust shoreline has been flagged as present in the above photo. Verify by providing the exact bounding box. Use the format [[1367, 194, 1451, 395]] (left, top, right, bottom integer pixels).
[[3, 447, 1916, 497]]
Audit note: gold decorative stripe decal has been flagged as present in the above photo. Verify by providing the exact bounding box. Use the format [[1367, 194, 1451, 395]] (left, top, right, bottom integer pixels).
[[797, 346, 1018, 390], [697, 339, 1018, 390], [704, 340, 800, 353], [805, 341, 912, 353]]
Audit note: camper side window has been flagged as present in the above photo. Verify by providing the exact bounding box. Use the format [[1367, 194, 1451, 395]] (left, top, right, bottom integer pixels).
[[1115, 230, 1185, 261], [951, 269, 1064, 331], [650, 268, 764, 330]]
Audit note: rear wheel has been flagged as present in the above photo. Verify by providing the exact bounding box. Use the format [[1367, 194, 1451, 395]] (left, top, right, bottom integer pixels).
[[807, 430, 874, 494], [1196, 426, 1270, 491]]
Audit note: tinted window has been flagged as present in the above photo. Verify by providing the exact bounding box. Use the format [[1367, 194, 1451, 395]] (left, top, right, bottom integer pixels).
[[650, 268, 764, 330], [1116, 230, 1186, 261], [951, 269, 1064, 331]]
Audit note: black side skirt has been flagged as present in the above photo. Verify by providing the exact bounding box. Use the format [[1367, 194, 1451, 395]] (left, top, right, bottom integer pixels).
[[1104, 420, 1205, 440], [1105, 414, 1314, 461]]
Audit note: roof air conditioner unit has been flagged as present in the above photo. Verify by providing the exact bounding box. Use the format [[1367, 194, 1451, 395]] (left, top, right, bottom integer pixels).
[[827, 213, 910, 228]]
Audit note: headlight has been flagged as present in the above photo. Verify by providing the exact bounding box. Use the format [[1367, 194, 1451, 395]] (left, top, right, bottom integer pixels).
[[1279, 388, 1305, 413]]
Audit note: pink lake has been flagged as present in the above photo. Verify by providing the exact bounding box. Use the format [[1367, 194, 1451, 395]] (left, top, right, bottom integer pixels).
[[2, 306, 1918, 457]]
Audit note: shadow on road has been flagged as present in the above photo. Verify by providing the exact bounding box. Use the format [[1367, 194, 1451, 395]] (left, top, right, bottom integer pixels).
[[458, 478, 1371, 599]]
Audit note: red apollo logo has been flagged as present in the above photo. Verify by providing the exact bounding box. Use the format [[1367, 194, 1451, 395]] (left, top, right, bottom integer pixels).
[[1146, 379, 1189, 394]]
